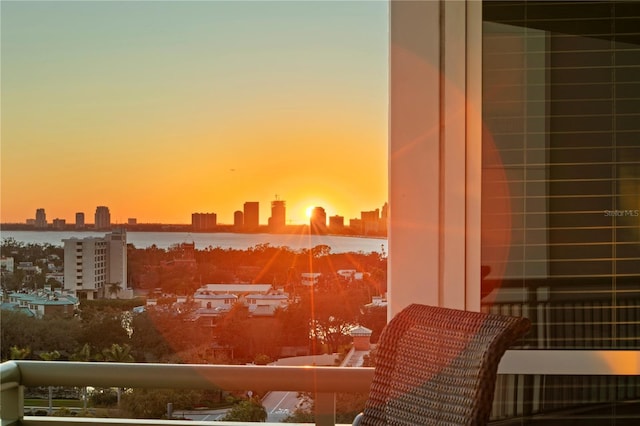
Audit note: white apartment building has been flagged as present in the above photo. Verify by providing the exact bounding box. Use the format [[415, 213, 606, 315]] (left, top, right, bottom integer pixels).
[[63, 229, 127, 300]]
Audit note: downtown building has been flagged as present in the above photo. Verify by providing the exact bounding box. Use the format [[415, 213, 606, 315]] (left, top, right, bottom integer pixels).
[[328, 214, 344, 233], [94, 206, 111, 230], [34, 208, 47, 228], [62, 229, 128, 300], [268, 198, 286, 232], [191, 212, 217, 231], [233, 210, 244, 230], [52, 218, 66, 229], [243, 201, 259, 231], [360, 208, 380, 236], [310, 206, 327, 234], [75, 212, 85, 228]]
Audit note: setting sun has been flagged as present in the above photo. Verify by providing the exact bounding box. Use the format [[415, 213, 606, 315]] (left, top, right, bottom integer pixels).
[[305, 206, 314, 219]]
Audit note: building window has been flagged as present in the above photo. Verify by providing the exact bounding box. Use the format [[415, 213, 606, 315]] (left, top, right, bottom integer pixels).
[[482, 1, 639, 421]]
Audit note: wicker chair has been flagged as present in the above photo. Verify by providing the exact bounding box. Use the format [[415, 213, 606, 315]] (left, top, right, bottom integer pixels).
[[353, 304, 531, 426]]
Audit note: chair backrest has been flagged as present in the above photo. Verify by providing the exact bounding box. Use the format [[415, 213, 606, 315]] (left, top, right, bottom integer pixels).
[[359, 304, 531, 425]]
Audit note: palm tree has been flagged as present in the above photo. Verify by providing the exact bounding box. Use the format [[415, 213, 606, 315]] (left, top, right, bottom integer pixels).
[[106, 281, 122, 299], [39, 350, 61, 415], [9, 346, 31, 360], [101, 344, 134, 406], [101, 343, 134, 363], [70, 343, 93, 362]]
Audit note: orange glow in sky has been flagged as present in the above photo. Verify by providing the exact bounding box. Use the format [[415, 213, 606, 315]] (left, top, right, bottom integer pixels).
[[305, 206, 314, 219], [1, 1, 388, 225]]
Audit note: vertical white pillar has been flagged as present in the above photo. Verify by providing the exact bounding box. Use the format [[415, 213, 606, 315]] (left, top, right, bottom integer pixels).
[[441, 0, 469, 310], [388, 0, 441, 317], [465, 0, 483, 312], [389, 0, 483, 317]]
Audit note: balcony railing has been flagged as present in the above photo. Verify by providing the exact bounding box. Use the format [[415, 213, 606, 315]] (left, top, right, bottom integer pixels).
[[0, 361, 374, 426], [2, 353, 639, 426]]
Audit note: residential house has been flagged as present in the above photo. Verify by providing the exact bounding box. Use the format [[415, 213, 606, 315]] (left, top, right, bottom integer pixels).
[[0, 256, 15, 274], [2, 289, 78, 318], [245, 293, 288, 316], [301, 272, 322, 286]]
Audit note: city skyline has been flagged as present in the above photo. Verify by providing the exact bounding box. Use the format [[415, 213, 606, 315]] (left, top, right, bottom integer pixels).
[[14, 198, 388, 228], [1, 1, 388, 226]]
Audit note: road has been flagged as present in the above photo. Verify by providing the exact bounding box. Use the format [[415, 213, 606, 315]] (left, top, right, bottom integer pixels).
[[178, 391, 301, 422], [178, 408, 229, 421], [262, 390, 302, 422]]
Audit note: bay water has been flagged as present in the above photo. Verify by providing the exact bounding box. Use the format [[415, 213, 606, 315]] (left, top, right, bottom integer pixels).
[[1, 230, 387, 254]]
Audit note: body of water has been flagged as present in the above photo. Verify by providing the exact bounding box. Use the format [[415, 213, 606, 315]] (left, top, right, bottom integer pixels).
[[0, 230, 387, 254]]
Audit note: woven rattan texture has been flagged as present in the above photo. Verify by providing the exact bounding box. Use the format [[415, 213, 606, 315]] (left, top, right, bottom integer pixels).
[[359, 304, 531, 426]]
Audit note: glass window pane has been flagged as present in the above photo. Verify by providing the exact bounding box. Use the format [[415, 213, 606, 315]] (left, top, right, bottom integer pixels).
[[483, 1, 640, 422]]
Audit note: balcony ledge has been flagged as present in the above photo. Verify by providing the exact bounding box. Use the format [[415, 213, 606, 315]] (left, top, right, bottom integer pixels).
[[1, 361, 372, 426], [14, 418, 343, 426]]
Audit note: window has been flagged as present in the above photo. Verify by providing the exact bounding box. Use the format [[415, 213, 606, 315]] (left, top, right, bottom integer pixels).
[[482, 1, 640, 421]]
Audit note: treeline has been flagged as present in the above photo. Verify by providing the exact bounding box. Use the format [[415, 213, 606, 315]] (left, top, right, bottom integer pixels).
[[0, 238, 387, 296], [128, 242, 387, 296], [1, 300, 138, 361], [1, 292, 387, 364]]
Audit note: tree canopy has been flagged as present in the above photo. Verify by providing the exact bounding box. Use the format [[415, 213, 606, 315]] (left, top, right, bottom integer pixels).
[[2, 241, 388, 367], [221, 398, 267, 422]]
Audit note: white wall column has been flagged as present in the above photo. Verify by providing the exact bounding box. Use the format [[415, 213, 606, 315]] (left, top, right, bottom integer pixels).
[[388, 0, 482, 317]]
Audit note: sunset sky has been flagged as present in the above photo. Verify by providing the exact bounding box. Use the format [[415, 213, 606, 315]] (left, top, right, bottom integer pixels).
[[1, 0, 388, 225]]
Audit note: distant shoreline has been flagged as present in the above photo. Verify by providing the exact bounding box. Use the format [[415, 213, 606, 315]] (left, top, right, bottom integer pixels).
[[0, 222, 387, 238], [1, 229, 387, 253]]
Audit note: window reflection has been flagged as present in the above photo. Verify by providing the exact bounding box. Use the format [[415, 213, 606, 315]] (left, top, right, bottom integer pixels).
[[482, 1, 639, 422]]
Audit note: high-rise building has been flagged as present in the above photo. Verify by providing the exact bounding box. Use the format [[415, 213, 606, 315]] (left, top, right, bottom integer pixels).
[[310, 206, 327, 234], [349, 218, 362, 234], [192, 212, 217, 231], [243, 202, 259, 231], [268, 199, 286, 232], [329, 215, 344, 232], [234, 210, 244, 229], [329, 215, 345, 232], [104, 229, 127, 296], [63, 229, 127, 300], [380, 202, 389, 234], [75, 212, 85, 228], [94, 206, 111, 230], [52, 218, 66, 229], [35, 208, 47, 228], [361, 209, 380, 235]]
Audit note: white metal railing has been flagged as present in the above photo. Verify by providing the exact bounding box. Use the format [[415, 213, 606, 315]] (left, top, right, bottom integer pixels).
[[0, 361, 374, 426], [3, 353, 638, 426]]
